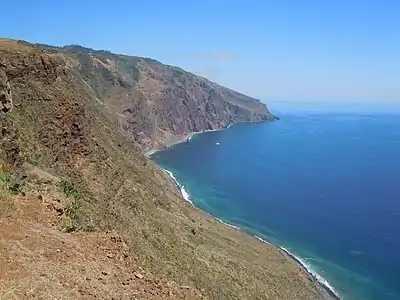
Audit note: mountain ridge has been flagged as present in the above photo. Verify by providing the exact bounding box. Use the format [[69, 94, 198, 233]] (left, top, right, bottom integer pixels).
[[0, 38, 328, 300], [37, 42, 276, 149]]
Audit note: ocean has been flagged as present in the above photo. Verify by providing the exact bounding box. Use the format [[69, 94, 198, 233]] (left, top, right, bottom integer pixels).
[[150, 110, 400, 300]]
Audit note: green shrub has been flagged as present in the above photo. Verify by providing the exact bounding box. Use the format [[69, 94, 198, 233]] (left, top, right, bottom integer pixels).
[[58, 179, 84, 232], [8, 183, 23, 195], [0, 171, 23, 195], [0, 171, 10, 182], [61, 198, 82, 232], [58, 179, 82, 199], [27, 156, 42, 166]]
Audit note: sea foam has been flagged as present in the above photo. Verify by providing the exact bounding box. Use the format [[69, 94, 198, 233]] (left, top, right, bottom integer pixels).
[[163, 169, 179, 185], [163, 168, 193, 205], [214, 222, 338, 297], [279, 247, 340, 298], [145, 149, 158, 157], [180, 185, 193, 204], [253, 235, 340, 298], [215, 217, 241, 230], [253, 235, 271, 245]]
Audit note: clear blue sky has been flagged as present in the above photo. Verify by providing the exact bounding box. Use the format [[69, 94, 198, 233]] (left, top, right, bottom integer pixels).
[[1, 1, 399, 105]]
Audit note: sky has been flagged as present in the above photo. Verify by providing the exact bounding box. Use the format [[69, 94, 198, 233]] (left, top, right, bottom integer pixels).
[[1, 1, 399, 106]]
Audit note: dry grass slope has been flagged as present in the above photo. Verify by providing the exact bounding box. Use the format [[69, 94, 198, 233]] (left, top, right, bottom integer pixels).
[[0, 38, 324, 299]]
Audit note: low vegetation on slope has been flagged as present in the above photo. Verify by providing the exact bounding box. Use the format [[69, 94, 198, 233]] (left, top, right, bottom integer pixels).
[[0, 38, 322, 300]]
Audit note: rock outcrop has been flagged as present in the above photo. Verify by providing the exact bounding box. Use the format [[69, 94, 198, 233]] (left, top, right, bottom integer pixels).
[[39, 44, 276, 148], [0, 69, 12, 115]]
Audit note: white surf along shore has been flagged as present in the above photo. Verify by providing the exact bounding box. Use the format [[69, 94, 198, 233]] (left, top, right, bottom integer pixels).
[[280, 247, 340, 299], [162, 169, 193, 205], [146, 124, 340, 300]]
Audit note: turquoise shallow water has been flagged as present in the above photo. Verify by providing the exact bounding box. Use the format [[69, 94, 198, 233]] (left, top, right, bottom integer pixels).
[[151, 112, 400, 300]]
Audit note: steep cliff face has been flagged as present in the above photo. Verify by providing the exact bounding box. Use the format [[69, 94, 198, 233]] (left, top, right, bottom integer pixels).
[[40, 44, 275, 148], [0, 39, 325, 300]]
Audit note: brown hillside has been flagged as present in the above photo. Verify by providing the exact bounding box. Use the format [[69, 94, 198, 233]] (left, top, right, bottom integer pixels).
[[39, 43, 276, 148], [0, 38, 325, 300]]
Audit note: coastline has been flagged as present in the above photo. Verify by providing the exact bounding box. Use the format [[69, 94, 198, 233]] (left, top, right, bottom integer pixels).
[[145, 126, 228, 158], [147, 122, 340, 300], [279, 247, 341, 300]]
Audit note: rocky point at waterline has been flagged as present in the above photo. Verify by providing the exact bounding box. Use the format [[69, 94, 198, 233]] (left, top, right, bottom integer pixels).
[[0, 38, 331, 299]]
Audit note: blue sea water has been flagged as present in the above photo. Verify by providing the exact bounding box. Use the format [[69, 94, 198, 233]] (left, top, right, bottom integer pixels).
[[151, 112, 400, 300]]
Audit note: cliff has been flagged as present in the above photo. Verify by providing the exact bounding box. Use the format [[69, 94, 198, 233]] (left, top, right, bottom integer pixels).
[[39, 44, 276, 148], [0, 38, 324, 300]]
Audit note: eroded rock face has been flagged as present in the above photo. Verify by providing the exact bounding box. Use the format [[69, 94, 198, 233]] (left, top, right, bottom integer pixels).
[[0, 68, 20, 167], [0, 69, 12, 115], [37, 44, 276, 148]]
